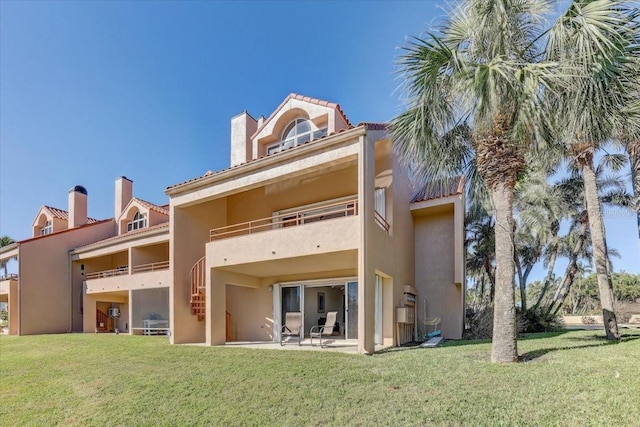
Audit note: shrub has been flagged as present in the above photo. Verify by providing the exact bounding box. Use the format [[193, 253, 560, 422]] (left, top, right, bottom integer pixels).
[[464, 306, 562, 339]]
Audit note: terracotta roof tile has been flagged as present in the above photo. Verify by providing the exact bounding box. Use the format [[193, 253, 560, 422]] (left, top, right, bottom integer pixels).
[[166, 125, 366, 191], [132, 198, 169, 216], [18, 219, 113, 244], [42, 205, 100, 223], [250, 93, 352, 139], [358, 122, 389, 131], [411, 176, 465, 203]]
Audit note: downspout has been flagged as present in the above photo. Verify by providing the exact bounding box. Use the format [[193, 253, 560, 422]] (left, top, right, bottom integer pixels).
[[68, 249, 73, 333], [17, 245, 21, 336]]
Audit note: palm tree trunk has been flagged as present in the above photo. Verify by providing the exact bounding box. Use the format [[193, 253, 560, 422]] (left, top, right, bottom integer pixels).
[[515, 257, 527, 311], [533, 224, 559, 311], [490, 182, 518, 363], [626, 140, 640, 241], [485, 257, 495, 303], [547, 214, 588, 317], [580, 155, 620, 340]]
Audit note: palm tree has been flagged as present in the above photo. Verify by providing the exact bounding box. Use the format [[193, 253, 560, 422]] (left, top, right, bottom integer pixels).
[[0, 236, 17, 277], [466, 208, 496, 304], [392, 0, 555, 362], [544, 162, 630, 317], [513, 159, 565, 311], [545, 0, 639, 339]]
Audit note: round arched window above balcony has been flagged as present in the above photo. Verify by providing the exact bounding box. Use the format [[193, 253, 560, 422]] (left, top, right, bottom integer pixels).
[[266, 118, 327, 155]]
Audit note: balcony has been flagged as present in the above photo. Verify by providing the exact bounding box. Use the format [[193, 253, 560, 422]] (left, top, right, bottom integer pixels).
[[132, 260, 170, 274], [85, 261, 170, 294], [210, 199, 359, 241], [210, 198, 389, 243], [85, 267, 129, 280]]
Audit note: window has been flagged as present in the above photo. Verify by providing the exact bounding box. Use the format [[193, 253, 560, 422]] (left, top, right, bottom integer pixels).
[[375, 188, 386, 219], [41, 220, 52, 235], [127, 211, 147, 232], [266, 119, 327, 155]]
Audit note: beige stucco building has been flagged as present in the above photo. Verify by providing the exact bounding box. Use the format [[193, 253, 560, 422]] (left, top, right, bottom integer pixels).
[[1, 93, 465, 353], [0, 179, 171, 336], [166, 93, 465, 353]]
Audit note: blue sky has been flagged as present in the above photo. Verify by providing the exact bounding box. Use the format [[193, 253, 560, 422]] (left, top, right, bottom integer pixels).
[[1, 1, 638, 276]]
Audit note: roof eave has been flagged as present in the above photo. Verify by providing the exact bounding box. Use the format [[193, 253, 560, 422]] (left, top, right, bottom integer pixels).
[[166, 125, 368, 196]]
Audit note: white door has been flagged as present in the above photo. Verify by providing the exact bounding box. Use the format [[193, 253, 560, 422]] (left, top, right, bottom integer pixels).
[[374, 275, 382, 345]]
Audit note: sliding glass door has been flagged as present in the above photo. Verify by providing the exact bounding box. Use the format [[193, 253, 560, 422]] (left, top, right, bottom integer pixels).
[[346, 281, 358, 339], [281, 286, 301, 327]]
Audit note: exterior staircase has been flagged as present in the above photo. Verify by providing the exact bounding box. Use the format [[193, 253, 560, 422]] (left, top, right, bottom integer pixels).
[[189, 255, 232, 341], [96, 309, 109, 332], [190, 256, 206, 321]]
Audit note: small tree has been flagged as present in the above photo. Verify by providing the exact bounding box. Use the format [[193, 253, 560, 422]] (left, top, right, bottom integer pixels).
[[0, 236, 17, 276]]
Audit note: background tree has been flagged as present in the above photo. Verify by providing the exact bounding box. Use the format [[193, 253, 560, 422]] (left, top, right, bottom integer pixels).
[[545, 0, 639, 339], [0, 236, 17, 277]]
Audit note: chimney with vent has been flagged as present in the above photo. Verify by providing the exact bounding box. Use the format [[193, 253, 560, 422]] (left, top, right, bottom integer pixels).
[[230, 111, 258, 167], [68, 185, 88, 228], [115, 176, 133, 219]]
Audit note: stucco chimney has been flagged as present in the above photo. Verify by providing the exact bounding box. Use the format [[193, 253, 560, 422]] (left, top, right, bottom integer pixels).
[[230, 111, 258, 167], [115, 176, 133, 219], [68, 185, 88, 228]]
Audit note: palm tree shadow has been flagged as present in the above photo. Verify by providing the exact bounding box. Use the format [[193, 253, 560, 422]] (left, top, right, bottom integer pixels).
[[520, 333, 640, 362]]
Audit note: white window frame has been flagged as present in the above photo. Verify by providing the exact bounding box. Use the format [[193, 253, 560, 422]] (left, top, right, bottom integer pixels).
[[41, 220, 53, 235], [127, 211, 147, 232], [265, 118, 327, 155]]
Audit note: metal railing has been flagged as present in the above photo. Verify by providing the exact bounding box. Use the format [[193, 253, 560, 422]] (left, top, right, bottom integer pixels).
[[374, 211, 391, 234], [210, 199, 359, 241], [0, 274, 18, 281], [85, 267, 129, 280], [131, 260, 169, 274]]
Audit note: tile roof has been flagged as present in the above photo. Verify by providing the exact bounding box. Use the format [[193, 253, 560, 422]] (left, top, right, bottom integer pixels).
[[72, 222, 170, 252], [411, 176, 465, 203], [42, 205, 100, 223], [132, 198, 169, 216], [250, 93, 352, 139], [18, 219, 113, 244], [358, 122, 389, 131], [166, 122, 392, 193], [166, 125, 367, 191]]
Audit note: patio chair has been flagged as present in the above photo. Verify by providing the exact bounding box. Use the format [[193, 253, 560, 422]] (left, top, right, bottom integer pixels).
[[310, 311, 337, 347], [280, 312, 302, 346], [424, 317, 441, 338]]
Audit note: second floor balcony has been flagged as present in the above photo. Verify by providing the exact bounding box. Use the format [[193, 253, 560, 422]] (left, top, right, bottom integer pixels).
[[210, 198, 359, 241], [84, 260, 170, 294]]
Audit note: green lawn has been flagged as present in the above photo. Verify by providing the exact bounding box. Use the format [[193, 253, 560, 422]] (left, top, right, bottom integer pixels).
[[1, 330, 639, 426]]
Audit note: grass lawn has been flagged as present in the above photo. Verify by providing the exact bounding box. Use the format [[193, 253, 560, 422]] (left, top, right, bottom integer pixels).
[[1, 330, 639, 426]]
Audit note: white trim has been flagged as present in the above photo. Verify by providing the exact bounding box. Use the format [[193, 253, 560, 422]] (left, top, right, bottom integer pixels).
[[274, 195, 357, 217], [274, 276, 358, 287]]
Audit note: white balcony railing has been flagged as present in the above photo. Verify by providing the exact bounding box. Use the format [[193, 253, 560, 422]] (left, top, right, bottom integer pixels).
[[131, 260, 170, 274], [210, 199, 359, 241], [85, 267, 128, 280]]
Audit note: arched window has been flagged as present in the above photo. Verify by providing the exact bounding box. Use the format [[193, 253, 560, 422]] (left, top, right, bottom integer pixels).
[[266, 119, 327, 155], [127, 211, 147, 232], [41, 220, 53, 235]]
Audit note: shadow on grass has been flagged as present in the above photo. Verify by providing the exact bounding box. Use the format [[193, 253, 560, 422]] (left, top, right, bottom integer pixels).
[[519, 333, 640, 362], [439, 331, 568, 348], [518, 331, 569, 340]]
